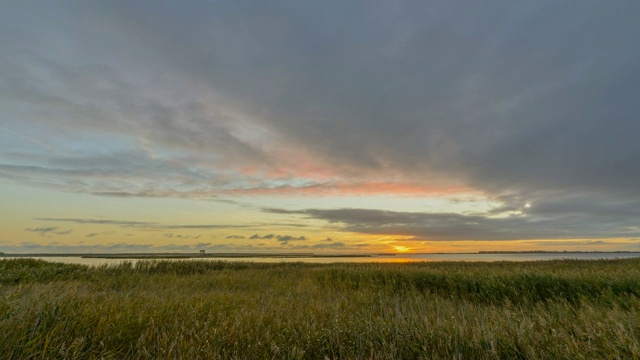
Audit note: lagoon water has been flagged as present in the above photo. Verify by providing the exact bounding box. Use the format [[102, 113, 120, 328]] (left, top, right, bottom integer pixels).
[[13, 252, 640, 266]]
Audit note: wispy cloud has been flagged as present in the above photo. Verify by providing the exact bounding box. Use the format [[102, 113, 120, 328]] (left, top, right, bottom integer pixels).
[[34, 218, 255, 231], [35, 218, 155, 227], [223, 182, 468, 197], [164, 233, 202, 239], [165, 224, 248, 229], [24, 227, 58, 235], [24, 227, 73, 236], [312, 242, 345, 249], [245, 234, 307, 243]]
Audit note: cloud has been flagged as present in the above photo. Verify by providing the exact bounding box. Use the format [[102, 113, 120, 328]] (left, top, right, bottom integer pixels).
[[223, 181, 466, 197], [266, 204, 640, 241], [35, 218, 155, 227], [275, 235, 307, 245], [3, 1, 637, 199], [3, 1, 640, 243], [35, 217, 254, 231], [24, 227, 73, 236], [287, 242, 368, 251], [86, 233, 98, 238], [276, 235, 306, 242], [165, 224, 247, 230], [244, 233, 308, 243], [164, 233, 202, 240], [312, 242, 345, 249], [24, 227, 58, 235], [226, 235, 246, 239], [522, 240, 610, 247]]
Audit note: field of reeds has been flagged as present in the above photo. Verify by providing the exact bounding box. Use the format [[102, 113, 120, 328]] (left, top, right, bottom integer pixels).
[[1, 258, 639, 359]]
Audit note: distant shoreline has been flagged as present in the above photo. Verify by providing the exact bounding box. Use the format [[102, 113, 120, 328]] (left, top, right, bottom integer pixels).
[[0, 252, 374, 259], [1, 251, 639, 260]]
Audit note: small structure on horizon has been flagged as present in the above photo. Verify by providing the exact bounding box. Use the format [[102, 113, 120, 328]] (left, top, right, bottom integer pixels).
[[200, 249, 206, 256]]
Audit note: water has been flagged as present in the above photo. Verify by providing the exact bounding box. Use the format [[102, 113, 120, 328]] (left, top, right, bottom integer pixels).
[[10, 252, 640, 266]]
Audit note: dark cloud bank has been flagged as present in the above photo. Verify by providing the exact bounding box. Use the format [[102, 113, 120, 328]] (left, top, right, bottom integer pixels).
[[265, 206, 640, 241]]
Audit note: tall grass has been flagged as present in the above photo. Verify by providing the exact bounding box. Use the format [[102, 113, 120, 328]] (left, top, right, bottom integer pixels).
[[1, 258, 639, 359]]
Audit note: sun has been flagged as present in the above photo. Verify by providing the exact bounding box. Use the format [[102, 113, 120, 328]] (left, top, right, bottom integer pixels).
[[392, 245, 411, 253]]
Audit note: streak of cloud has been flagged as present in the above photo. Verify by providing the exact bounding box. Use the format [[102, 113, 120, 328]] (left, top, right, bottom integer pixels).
[[35, 218, 155, 227], [24, 227, 73, 236], [34, 218, 256, 231], [24, 227, 58, 235]]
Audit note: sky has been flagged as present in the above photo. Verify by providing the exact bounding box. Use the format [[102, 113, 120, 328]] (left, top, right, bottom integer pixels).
[[1, 1, 640, 254]]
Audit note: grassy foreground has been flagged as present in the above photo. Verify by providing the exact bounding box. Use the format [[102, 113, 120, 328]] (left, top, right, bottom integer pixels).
[[1, 258, 639, 359]]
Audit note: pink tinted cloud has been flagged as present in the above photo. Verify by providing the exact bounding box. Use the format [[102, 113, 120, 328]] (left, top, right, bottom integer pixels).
[[234, 147, 341, 181]]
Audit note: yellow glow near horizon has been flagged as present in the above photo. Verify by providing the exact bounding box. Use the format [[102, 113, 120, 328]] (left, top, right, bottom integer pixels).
[[392, 245, 411, 253], [2, 181, 639, 254]]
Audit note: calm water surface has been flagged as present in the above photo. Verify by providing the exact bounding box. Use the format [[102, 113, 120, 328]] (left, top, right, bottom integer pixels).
[[15, 252, 640, 267]]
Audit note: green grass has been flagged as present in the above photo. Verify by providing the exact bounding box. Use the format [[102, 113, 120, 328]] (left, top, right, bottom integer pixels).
[[1, 258, 640, 359]]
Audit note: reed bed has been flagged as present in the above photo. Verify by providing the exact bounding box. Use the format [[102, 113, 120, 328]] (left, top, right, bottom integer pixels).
[[1, 258, 639, 359]]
